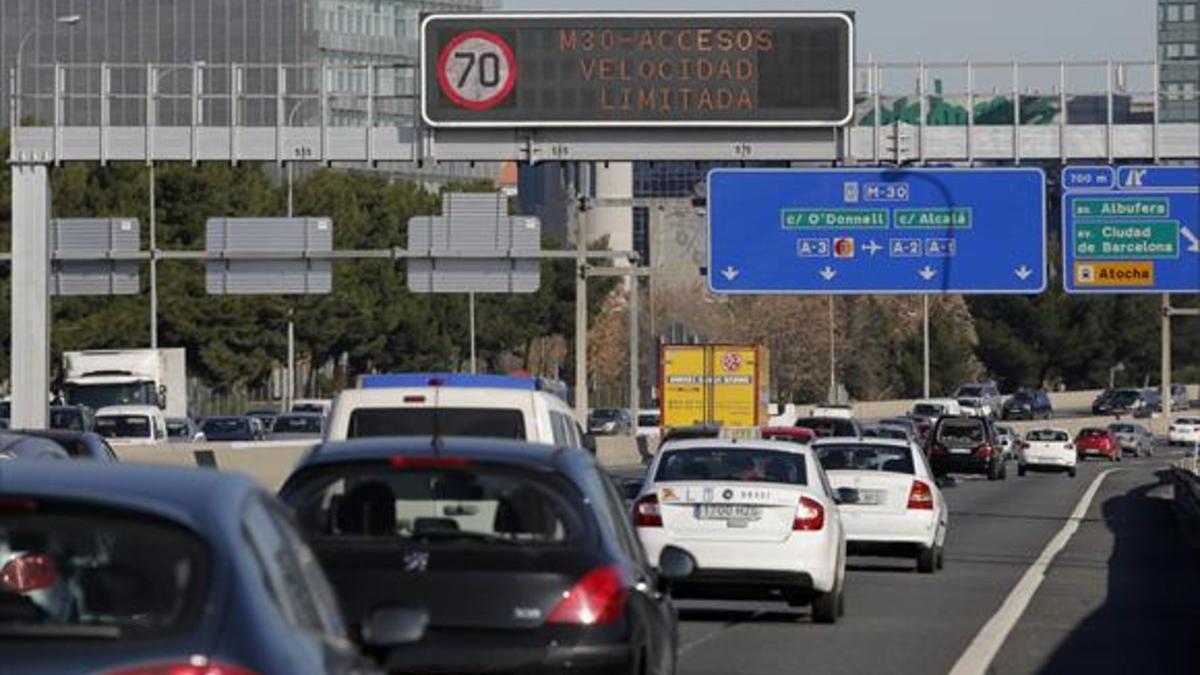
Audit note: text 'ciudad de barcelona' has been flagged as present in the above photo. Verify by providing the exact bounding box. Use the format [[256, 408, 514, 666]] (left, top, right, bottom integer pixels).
[[559, 28, 775, 113]]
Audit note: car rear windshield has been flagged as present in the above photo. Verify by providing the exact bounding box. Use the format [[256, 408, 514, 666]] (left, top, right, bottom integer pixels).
[[287, 462, 587, 547], [815, 443, 915, 474], [1108, 424, 1135, 433], [273, 416, 322, 434], [95, 416, 150, 439], [202, 418, 248, 433], [936, 419, 986, 447], [1111, 391, 1141, 405], [1078, 428, 1108, 437], [956, 386, 983, 397], [591, 410, 622, 420], [1027, 430, 1069, 442], [166, 421, 190, 437], [347, 409, 526, 440], [863, 426, 908, 440], [637, 414, 660, 427], [793, 417, 856, 438], [912, 404, 946, 416], [0, 499, 208, 640], [1177, 418, 1200, 425], [655, 448, 807, 485]]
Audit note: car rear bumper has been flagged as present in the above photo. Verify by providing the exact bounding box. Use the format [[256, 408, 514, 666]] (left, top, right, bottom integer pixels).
[[1169, 432, 1200, 444], [639, 529, 838, 593], [1021, 453, 1076, 469], [840, 510, 939, 550]]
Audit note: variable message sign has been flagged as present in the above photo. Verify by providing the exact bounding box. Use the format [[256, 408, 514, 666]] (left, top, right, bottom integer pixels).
[[708, 168, 1046, 294], [1062, 165, 1200, 293], [421, 12, 854, 127]]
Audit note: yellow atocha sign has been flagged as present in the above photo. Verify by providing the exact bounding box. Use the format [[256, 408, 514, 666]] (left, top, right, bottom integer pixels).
[[1073, 261, 1155, 287]]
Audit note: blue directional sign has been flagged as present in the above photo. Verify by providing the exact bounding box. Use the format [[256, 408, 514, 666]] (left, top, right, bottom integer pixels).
[[707, 168, 1046, 294], [1062, 165, 1200, 294]]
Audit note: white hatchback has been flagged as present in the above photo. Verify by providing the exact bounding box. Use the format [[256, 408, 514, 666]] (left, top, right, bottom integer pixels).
[[812, 438, 948, 573], [1018, 428, 1077, 478], [634, 439, 848, 623], [1169, 417, 1200, 446]]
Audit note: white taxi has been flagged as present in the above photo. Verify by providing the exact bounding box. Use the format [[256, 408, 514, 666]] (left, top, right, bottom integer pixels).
[[1169, 417, 1200, 446], [812, 438, 948, 574], [634, 439, 848, 623], [1018, 428, 1077, 478]]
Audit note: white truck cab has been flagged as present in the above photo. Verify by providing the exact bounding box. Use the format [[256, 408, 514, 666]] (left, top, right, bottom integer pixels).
[[326, 374, 587, 448], [94, 405, 168, 445]]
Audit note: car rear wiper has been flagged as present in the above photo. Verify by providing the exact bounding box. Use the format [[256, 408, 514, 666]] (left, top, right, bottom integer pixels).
[[0, 624, 123, 639]]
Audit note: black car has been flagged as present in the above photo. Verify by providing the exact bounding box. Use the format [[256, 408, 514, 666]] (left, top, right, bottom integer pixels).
[[8, 429, 119, 462], [1001, 390, 1053, 421], [48, 405, 95, 432], [927, 415, 1007, 480], [270, 412, 325, 440], [1091, 389, 1117, 415], [279, 437, 692, 675], [794, 416, 863, 438], [201, 416, 266, 442], [0, 432, 70, 461], [588, 408, 634, 435], [0, 462, 376, 675]]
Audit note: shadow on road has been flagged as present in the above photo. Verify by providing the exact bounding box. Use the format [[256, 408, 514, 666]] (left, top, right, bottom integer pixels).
[[1034, 469, 1200, 674], [677, 606, 802, 624]]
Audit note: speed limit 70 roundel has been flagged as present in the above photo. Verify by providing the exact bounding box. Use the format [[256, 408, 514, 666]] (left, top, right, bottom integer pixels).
[[437, 30, 517, 111]]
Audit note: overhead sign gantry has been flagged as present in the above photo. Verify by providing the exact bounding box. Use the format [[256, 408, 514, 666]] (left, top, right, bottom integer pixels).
[[421, 12, 854, 128]]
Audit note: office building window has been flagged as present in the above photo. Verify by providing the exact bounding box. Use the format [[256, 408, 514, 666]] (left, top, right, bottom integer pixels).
[[1184, 4, 1197, 20], [1168, 4, 1181, 21], [1167, 43, 1183, 58], [1185, 43, 1198, 58], [633, 207, 651, 265]]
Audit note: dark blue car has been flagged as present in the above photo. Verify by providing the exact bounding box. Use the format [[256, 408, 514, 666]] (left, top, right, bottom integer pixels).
[[279, 437, 693, 675], [0, 462, 380, 675]]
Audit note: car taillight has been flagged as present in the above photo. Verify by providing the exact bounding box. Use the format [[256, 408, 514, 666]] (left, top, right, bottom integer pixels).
[[546, 565, 626, 626], [633, 494, 662, 527], [973, 445, 994, 458], [0, 554, 58, 592], [389, 456, 469, 469], [907, 480, 934, 510], [928, 443, 949, 456], [102, 660, 259, 675], [793, 496, 825, 531]]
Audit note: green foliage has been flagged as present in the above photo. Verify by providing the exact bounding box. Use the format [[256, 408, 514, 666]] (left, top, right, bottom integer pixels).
[[0, 143, 613, 391], [894, 303, 978, 398]]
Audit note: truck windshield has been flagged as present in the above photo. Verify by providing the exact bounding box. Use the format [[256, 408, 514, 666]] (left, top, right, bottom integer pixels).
[[64, 382, 156, 410]]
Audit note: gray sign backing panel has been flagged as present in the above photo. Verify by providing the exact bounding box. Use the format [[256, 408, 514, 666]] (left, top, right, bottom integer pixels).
[[205, 217, 333, 295], [50, 218, 140, 296], [421, 12, 854, 128]]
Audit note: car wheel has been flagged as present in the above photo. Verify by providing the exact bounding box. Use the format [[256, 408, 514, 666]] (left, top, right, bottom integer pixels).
[[811, 587, 839, 624], [917, 545, 937, 574], [1068, 466, 1077, 478], [936, 545, 946, 570], [987, 461, 1001, 481], [1018, 464, 1027, 477]]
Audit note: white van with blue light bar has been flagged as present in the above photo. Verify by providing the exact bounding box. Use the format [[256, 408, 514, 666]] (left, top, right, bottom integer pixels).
[[325, 373, 587, 449]]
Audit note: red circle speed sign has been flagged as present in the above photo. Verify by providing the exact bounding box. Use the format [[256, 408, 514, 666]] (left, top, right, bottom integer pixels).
[[437, 30, 517, 111]]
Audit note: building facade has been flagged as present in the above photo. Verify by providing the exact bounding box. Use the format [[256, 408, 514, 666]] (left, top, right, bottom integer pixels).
[[1159, 0, 1200, 121], [1, 0, 495, 182]]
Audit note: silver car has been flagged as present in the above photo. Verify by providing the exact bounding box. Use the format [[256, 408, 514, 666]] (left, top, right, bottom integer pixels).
[[1107, 422, 1155, 457]]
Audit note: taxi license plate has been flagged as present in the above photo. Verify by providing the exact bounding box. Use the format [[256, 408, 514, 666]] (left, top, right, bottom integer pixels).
[[857, 489, 886, 506], [695, 504, 763, 521]]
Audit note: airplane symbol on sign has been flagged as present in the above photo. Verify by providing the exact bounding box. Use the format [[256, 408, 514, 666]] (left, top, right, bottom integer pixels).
[[863, 240, 883, 256]]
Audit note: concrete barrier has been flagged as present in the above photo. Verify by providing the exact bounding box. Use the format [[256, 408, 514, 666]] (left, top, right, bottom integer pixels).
[[114, 442, 316, 491]]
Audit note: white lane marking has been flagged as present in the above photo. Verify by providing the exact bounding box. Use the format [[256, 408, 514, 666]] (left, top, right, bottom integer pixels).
[[947, 468, 1118, 675]]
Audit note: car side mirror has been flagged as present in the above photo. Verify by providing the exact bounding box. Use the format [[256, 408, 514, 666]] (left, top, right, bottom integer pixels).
[[582, 433, 597, 454], [833, 487, 860, 505], [657, 545, 696, 590], [361, 606, 429, 648], [158, 385, 168, 410]]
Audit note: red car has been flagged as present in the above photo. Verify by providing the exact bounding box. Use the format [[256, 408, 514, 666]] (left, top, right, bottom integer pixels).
[[762, 426, 816, 444], [1074, 427, 1120, 461]]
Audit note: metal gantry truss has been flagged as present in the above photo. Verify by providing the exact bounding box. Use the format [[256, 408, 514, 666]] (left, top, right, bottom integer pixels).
[[6, 59, 1200, 427], [7, 60, 1200, 165]]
